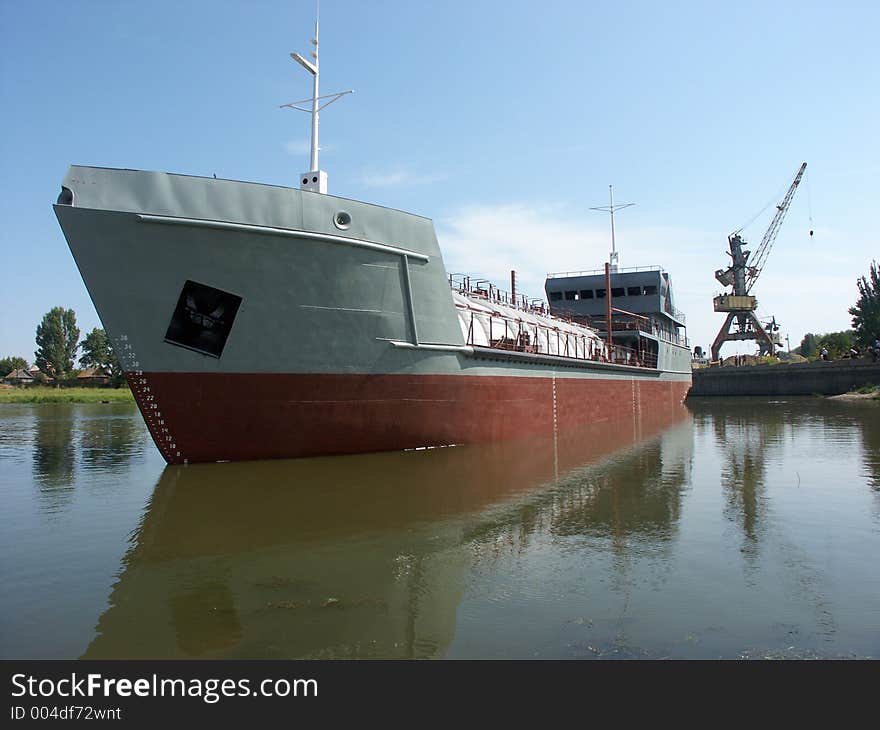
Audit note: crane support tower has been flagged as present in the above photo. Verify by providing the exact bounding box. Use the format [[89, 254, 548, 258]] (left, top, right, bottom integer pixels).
[[710, 162, 807, 361]]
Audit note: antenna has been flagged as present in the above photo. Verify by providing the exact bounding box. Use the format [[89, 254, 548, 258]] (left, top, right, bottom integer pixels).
[[280, 5, 352, 194], [589, 185, 635, 272]]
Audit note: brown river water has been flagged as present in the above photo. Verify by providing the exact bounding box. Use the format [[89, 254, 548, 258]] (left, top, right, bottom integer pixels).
[[1, 396, 878, 659]]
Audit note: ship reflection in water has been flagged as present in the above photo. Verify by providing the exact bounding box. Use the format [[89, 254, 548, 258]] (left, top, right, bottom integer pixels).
[[5, 398, 876, 659], [82, 404, 694, 659]]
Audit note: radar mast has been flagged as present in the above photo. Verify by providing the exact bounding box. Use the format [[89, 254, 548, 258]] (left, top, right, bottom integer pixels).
[[590, 185, 635, 272], [280, 4, 352, 194]]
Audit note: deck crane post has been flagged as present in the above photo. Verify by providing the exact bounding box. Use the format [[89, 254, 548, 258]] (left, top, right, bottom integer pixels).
[[710, 162, 807, 361]]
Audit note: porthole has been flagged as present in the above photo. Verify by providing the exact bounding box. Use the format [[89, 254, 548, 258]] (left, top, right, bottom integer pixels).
[[334, 211, 352, 230]]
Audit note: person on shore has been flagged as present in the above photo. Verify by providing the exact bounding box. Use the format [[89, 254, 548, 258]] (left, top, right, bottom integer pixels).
[[820, 347, 829, 361]]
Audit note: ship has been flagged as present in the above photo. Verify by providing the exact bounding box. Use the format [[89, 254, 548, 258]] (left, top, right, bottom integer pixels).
[[53, 20, 691, 465]]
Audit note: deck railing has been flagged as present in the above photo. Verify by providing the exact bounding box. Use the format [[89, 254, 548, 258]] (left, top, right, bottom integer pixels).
[[547, 265, 663, 279], [664, 302, 687, 324], [650, 323, 689, 348], [460, 308, 658, 369], [449, 274, 547, 314]]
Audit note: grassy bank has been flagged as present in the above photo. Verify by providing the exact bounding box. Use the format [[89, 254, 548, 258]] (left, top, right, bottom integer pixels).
[[0, 386, 135, 404], [829, 384, 880, 401]]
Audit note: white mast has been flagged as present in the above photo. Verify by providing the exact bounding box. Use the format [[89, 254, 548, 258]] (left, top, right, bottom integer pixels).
[[589, 185, 635, 272], [281, 4, 352, 194], [309, 16, 319, 172]]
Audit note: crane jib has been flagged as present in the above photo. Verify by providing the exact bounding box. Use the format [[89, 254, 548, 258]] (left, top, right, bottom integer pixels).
[[745, 162, 807, 293]]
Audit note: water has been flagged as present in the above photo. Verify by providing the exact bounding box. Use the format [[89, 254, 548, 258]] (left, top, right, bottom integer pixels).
[[1, 397, 878, 659]]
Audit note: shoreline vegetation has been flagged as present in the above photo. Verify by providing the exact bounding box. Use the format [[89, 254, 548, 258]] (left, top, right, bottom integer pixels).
[[829, 384, 880, 401], [0, 386, 134, 404]]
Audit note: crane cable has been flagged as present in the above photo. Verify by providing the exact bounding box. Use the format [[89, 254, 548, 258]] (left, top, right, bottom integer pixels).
[[805, 168, 814, 237], [734, 196, 775, 237], [733, 177, 789, 237]]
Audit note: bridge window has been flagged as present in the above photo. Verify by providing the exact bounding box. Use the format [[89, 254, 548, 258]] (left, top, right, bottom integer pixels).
[[627, 286, 641, 296], [596, 289, 606, 298], [643, 285, 657, 295], [611, 287, 625, 297], [549, 291, 562, 301], [565, 290, 577, 300], [580, 290, 594, 299]]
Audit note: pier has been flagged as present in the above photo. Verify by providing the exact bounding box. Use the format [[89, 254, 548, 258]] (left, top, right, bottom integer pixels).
[[689, 358, 880, 396]]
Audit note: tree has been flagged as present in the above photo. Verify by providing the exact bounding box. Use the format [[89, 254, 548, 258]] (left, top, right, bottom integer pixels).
[[34, 307, 80, 379], [849, 259, 880, 348], [80, 328, 123, 384], [817, 330, 855, 359], [798, 333, 818, 359], [0, 355, 28, 376]]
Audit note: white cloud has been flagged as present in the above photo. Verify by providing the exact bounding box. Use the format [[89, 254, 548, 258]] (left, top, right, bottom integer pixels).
[[434, 202, 867, 355], [436, 201, 713, 303], [284, 139, 310, 156], [359, 167, 446, 188]]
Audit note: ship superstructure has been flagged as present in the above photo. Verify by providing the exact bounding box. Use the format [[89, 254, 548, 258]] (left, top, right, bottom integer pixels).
[[545, 266, 690, 373]]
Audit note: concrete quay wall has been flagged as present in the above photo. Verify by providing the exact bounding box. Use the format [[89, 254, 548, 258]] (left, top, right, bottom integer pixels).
[[689, 359, 880, 396]]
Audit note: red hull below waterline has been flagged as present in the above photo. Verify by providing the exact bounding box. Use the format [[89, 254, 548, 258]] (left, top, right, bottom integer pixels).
[[127, 372, 691, 464]]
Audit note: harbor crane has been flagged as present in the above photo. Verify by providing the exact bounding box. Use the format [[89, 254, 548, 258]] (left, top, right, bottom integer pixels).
[[710, 162, 807, 361]]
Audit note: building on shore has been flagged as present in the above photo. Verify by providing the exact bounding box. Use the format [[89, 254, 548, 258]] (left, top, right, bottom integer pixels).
[[76, 367, 111, 385], [3, 368, 35, 385]]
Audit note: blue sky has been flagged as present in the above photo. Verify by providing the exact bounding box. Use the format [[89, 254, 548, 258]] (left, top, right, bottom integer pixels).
[[1, 0, 878, 360]]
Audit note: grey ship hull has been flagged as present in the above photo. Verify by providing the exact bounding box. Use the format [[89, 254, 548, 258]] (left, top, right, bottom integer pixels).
[[54, 166, 691, 463]]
